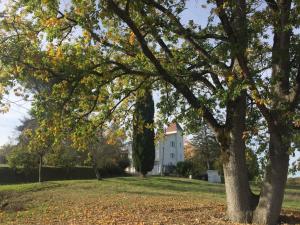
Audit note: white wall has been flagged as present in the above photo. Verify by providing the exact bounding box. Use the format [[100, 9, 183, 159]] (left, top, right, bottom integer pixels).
[[126, 131, 184, 175], [157, 131, 184, 172]]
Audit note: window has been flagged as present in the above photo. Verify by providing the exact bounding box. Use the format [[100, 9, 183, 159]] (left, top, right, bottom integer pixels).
[[170, 153, 175, 158], [170, 141, 175, 147]]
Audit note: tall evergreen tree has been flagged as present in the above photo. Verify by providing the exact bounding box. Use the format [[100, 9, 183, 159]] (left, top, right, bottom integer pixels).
[[132, 89, 155, 177]]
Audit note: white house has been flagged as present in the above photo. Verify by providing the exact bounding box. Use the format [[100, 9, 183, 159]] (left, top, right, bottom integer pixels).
[[124, 122, 185, 175]]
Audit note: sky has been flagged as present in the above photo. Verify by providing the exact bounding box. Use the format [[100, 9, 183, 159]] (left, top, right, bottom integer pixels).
[[0, 91, 31, 146], [0, 0, 299, 176]]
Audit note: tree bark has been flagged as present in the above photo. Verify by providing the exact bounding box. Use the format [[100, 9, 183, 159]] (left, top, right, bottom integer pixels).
[[222, 140, 254, 223], [38, 154, 43, 183], [219, 93, 257, 223], [93, 163, 102, 180], [253, 131, 289, 225]]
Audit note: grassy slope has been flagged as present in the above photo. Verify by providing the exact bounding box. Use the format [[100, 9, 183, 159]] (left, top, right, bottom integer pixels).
[[0, 177, 299, 224]]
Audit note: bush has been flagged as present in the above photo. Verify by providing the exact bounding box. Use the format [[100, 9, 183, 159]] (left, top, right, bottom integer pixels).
[[117, 158, 130, 170], [176, 161, 193, 177], [0, 144, 15, 164], [189, 160, 206, 179], [176, 160, 209, 180], [163, 165, 176, 175]]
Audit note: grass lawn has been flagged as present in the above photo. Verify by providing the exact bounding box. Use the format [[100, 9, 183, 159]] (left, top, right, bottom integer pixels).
[[0, 176, 300, 224]]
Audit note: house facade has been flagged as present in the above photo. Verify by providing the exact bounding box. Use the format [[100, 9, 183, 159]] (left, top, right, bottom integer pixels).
[[125, 122, 184, 175]]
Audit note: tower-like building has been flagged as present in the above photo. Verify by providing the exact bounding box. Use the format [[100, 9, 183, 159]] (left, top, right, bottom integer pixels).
[[125, 122, 185, 175]]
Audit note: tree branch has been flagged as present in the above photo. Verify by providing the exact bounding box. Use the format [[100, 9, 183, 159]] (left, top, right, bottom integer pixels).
[[108, 0, 223, 131], [141, 0, 229, 70], [265, 0, 279, 11]]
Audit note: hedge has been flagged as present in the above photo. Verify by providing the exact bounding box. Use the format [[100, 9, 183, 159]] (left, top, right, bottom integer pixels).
[[0, 166, 127, 184]]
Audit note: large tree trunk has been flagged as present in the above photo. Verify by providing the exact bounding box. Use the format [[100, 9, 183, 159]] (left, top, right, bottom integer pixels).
[[38, 154, 43, 183], [253, 131, 289, 225], [222, 138, 255, 223], [217, 93, 257, 223]]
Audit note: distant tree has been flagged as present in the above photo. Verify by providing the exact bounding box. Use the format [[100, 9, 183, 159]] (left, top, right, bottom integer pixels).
[[46, 142, 88, 168], [190, 123, 260, 180], [8, 117, 53, 182], [87, 125, 128, 180], [183, 142, 196, 160], [245, 148, 260, 182], [191, 123, 220, 171], [0, 144, 15, 164], [132, 89, 155, 177], [7, 145, 39, 173]]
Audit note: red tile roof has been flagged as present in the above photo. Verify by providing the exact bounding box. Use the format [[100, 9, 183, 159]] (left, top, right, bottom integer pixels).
[[165, 122, 183, 134]]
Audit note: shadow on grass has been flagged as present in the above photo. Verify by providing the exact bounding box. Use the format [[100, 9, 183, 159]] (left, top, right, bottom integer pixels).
[[114, 190, 173, 197], [0, 182, 66, 213], [26, 182, 65, 193], [110, 177, 225, 197], [286, 184, 300, 190]]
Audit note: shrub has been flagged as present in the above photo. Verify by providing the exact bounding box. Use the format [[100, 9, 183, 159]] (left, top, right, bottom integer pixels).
[[189, 160, 206, 179], [176, 161, 193, 177], [117, 158, 130, 170]]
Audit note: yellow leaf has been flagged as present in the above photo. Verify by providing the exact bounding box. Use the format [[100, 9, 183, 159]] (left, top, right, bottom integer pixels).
[[227, 74, 234, 85], [129, 32, 135, 45], [0, 84, 5, 95], [55, 47, 63, 59]]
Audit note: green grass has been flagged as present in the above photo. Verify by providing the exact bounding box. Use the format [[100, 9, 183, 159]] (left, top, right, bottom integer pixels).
[[0, 177, 299, 224], [0, 176, 299, 207]]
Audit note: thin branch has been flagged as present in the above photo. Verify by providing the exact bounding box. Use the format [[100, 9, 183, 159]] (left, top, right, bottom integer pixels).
[[141, 0, 229, 70], [77, 88, 102, 119]]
